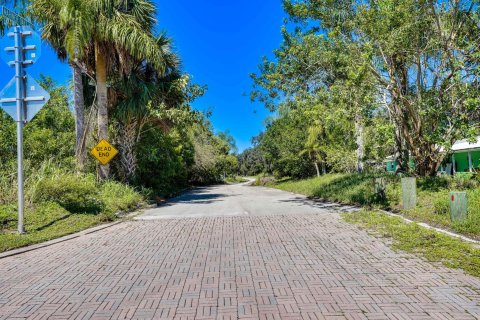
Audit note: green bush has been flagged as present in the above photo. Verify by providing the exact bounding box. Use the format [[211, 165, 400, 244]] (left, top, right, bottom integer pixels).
[[273, 173, 397, 205], [254, 176, 276, 186], [33, 173, 103, 214], [0, 205, 16, 230], [417, 176, 449, 191], [0, 81, 148, 253], [449, 173, 479, 190], [134, 126, 191, 196], [99, 181, 143, 214]]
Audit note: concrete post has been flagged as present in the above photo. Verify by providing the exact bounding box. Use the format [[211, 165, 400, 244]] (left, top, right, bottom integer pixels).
[[401, 177, 417, 210], [450, 192, 467, 222]]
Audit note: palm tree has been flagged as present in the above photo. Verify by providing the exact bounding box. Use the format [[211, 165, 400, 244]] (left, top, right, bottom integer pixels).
[[300, 125, 327, 177], [32, 0, 168, 179], [32, 0, 91, 170], [111, 34, 181, 181], [1, 1, 31, 35]]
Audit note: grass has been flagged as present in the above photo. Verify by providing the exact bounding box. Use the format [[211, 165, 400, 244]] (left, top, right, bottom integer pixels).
[[224, 176, 249, 184], [343, 210, 480, 278], [266, 173, 480, 239], [0, 202, 113, 252], [0, 169, 144, 253]]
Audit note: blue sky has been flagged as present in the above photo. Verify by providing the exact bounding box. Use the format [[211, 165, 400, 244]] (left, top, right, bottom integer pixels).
[[155, 0, 285, 151], [0, 0, 286, 152]]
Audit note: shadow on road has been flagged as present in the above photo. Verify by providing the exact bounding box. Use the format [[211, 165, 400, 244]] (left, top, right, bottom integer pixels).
[[277, 197, 356, 212], [161, 187, 237, 206]]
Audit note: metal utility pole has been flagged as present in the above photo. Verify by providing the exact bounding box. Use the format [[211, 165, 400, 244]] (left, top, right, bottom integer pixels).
[[14, 26, 25, 233]]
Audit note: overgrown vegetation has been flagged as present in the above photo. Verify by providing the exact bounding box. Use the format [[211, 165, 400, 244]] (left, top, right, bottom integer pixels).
[[242, 0, 480, 178], [0, 82, 145, 251], [343, 210, 480, 278], [0, 177, 142, 252], [0, 0, 239, 251], [0, 77, 237, 251], [241, 0, 480, 248], [266, 173, 480, 239], [0, 202, 105, 252], [225, 176, 249, 184]]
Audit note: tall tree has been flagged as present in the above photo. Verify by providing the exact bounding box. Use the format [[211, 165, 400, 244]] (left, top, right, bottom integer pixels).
[[282, 0, 480, 176], [217, 130, 238, 155], [251, 29, 373, 173], [32, 0, 90, 169], [110, 35, 183, 181], [0, 1, 31, 34], [358, 0, 480, 175], [32, 0, 168, 180]]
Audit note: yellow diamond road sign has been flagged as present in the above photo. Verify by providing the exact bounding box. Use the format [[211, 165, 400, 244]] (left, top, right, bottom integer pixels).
[[90, 139, 119, 165]]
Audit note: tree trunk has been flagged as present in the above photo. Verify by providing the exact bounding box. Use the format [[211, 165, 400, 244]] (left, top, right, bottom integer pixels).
[[118, 119, 138, 182], [72, 63, 86, 171], [413, 144, 444, 177], [95, 44, 110, 180], [393, 119, 409, 174], [314, 161, 320, 177], [355, 111, 364, 174]]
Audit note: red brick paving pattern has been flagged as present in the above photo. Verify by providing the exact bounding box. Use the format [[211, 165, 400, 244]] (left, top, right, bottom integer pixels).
[[0, 215, 479, 319]]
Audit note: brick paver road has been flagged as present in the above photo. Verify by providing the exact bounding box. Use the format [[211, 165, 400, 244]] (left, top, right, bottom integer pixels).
[[0, 184, 479, 319]]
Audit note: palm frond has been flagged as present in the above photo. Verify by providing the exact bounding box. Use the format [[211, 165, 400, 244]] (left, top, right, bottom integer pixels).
[[99, 13, 167, 74]]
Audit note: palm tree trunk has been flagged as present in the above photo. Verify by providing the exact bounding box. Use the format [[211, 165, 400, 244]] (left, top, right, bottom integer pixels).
[[314, 161, 320, 177], [119, 119, 138, 182], [72, 63, 86, 171], [95, 45, 110, 180]]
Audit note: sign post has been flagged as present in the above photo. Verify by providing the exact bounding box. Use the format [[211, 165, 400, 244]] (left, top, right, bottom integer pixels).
[[450, 192, 467, 222], [0, 9, 49, 234], [14, 26, 25, 233]]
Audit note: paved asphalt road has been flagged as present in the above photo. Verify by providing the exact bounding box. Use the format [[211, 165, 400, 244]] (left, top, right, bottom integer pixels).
[[136, 181, 358, 220], [0, 183, 479, 319]]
